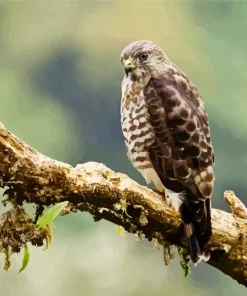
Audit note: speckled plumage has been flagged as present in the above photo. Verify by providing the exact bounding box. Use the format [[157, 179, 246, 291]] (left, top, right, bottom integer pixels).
[[120, 40, 215, 264]]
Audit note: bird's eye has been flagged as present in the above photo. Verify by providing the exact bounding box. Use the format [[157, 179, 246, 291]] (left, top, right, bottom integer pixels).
[[139, 52, 148, 61]]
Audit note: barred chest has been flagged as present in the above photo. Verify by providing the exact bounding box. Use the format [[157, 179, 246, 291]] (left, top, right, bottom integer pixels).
[[120, 78, 154, 171]]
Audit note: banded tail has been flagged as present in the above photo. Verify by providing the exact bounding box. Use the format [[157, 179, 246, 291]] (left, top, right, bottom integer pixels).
[[181, 198, 212, 264]]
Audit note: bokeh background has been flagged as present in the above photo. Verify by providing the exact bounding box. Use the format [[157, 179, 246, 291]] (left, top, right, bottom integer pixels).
[[0, 1, 246, 295]]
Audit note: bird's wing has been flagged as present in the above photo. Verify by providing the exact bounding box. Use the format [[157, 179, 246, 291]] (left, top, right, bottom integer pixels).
[[144, 72, 215, 261], [144, 72, 215, 250], [144, 73, 214, 200]]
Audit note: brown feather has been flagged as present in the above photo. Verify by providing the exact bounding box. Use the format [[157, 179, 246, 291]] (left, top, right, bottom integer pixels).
[[144, 71, 215, 263], [144, 74, 215, 199], [120, 40, 215, 264]]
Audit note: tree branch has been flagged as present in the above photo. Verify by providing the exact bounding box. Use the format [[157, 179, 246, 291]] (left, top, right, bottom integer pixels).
[[0, 122, 247, 286]]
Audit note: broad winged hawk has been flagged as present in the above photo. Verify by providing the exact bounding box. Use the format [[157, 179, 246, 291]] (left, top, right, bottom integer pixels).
[[120, 40, 215, 264]]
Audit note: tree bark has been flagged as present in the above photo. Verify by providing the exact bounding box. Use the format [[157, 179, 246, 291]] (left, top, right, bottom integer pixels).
[[0, 122, 246, 286]]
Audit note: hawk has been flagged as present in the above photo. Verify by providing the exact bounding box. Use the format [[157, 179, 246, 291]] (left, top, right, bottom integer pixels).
[[120, 40, 215, 264]]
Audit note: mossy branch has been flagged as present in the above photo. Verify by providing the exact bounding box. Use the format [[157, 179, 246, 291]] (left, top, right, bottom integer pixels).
[[0, 122, 247, 286]]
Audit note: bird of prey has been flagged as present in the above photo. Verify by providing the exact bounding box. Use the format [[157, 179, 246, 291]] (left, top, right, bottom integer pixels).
[[120, 40, 215, 264]]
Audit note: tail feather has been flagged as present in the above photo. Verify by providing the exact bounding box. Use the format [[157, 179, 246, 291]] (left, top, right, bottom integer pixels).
[[181, 199, 212, 264]]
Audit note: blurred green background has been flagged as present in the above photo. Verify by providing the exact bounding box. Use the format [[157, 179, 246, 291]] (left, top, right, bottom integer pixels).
[[0, 1, 246, 295]]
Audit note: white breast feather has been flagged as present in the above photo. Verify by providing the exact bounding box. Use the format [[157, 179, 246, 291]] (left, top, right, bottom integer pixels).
[[121, 76, 183, 212]]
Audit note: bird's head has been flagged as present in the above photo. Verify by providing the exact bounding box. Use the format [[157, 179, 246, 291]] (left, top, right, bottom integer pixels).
[[120, 40, 171, 79]]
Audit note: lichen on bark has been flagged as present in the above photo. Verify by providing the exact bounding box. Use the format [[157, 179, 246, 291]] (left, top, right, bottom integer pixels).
[[0, 122, 246, 286]]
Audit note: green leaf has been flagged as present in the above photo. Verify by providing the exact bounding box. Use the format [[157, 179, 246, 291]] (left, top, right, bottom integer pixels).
[[19, 244, 30, 273], [37, 201, 68, 229]]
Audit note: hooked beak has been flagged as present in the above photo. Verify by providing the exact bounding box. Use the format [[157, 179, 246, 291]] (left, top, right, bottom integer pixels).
[[124, 59, 135, 76]]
